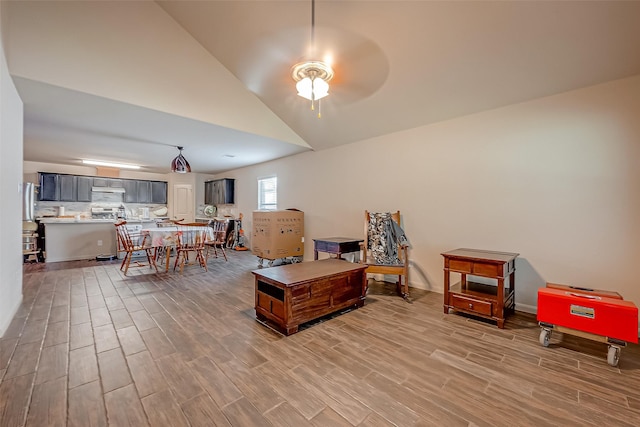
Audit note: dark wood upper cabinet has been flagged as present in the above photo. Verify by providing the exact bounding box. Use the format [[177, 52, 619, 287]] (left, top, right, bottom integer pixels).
[[39, 173, 59, 201], [122, 180, 138, 203], [205, 178, 234, 205], [136, 180, 151, 204], [76, 176, 93, 202], [59, 175, 77, 202], [39, 172, 168, 204], [150, 181, 167, 204]]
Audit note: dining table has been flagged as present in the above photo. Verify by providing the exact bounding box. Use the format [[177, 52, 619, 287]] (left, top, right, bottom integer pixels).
[[141, 225, 213, 272]]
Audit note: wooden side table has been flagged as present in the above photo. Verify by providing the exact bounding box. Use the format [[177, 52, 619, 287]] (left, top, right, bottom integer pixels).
[[313, 237, 364, 261], [442, 248, 519, 328]]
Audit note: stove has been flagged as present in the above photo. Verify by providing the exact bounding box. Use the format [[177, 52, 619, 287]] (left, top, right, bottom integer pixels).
[[91, 207, 121, 220]]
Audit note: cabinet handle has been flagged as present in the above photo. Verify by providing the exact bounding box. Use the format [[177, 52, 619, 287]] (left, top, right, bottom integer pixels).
[[468, 303, 473, 309]]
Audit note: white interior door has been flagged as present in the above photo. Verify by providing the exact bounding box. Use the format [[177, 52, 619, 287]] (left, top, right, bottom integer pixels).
[[173, 184, 194, 222]]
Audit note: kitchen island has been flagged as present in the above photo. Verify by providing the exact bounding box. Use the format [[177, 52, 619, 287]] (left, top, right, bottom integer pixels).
[[39, 218, 156, 262]]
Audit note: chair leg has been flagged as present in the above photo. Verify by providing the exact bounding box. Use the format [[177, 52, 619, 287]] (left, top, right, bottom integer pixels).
[[219, 245, 227, 261], [173, 251, 182, 272], [146, 249, 158, 272], [180, 252, 187, 274], [197, 249, 207, 271], [397, 275, 411, 302], [123, 252, 133, 276], [155, 247, 165, 265]]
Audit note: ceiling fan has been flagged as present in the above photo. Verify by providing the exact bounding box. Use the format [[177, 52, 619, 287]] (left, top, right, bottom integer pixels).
[[239, 1, 389, 111]]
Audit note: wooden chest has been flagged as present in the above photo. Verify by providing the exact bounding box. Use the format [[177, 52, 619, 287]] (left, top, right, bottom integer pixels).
[[252, 259, 367, 335]]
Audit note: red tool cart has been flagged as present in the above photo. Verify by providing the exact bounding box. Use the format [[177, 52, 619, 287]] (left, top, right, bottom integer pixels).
[[537, 283, 638, 366]]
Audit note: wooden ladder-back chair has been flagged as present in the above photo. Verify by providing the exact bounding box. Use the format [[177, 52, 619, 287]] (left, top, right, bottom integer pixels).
[[205, 219, 228, 262], [114, 221, 158, 276], [154, 218, 184, 265], [361, 211, 410, 301], [173, 223, 208, 273]]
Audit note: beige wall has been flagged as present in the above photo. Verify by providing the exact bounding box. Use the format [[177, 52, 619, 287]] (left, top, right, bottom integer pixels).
[[23, 161, 169, 183], [6, 0, 306, 148], [0, 4, 24, 337], [224, 75, 640, 314]]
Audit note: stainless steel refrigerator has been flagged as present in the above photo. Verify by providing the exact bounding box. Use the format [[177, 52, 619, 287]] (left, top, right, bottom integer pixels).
[[23, 182, 37, 221]]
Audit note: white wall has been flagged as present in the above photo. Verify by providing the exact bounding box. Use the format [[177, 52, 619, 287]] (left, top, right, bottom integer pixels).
[[0, 5, 24, 337], [223, 75, 640, 313]]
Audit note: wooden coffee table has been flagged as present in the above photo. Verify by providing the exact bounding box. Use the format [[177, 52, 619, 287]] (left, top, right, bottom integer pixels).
[[253, 259, 367, 335]]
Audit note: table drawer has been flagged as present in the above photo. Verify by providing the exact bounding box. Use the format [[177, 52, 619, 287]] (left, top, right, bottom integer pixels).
[[449, 260, 502, 278], [472, 263, 500, 277], [449, 259, 472, 273], [450, 294, 493, 316]]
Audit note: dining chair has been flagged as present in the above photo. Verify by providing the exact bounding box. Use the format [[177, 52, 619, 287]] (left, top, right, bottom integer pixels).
[[114, 221, 158, 275], [205, 219, 228, 262], [173, 223, 208, 273], [153, 218, 183, 265]]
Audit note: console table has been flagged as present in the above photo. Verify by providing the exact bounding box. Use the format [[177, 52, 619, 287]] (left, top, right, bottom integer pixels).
[[253, 259, 367, 335], [313, 237, 364, 261], [442, 248, 519, 328]]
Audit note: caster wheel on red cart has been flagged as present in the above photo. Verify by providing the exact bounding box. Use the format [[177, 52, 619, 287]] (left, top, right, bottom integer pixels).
[[607, 346, 620, 367], [539, 329, 551, 347]]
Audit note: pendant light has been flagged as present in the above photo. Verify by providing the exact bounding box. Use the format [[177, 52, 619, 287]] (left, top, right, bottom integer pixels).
[[291, 0, 333, 118], [171, 146, 191, 173]]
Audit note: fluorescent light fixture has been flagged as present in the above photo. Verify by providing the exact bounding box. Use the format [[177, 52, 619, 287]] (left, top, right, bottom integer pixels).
[[82, 159, 141, 170]]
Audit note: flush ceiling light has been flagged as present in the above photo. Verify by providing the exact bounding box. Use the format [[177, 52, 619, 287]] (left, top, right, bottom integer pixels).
[[291, 0, 333, 118], [82, 159, 140, 169], [171, 146, 191, 173]]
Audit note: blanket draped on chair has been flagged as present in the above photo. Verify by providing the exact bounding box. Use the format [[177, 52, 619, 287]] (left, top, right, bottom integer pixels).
[[367, 212, 409, 265]]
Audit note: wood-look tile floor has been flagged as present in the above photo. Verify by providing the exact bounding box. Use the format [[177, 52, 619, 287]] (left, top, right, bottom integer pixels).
[[3, 252, 640, 426]]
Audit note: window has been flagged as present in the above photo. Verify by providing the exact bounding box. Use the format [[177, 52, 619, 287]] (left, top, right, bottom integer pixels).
[[258, 176, 277, 210]]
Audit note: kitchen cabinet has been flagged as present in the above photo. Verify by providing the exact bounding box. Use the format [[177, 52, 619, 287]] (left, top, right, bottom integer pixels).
[[136, 181, 151, 203], [93, 178, 124, 188], [123, 180, 138, 203], [39, 172, 167, 204], [150, 181, 167, 204], [59, 175, 77, 202], [92, 177, 109, 188], [39, 173, 59, 201], [76, 176, 93, 202], [205, 178, 235, 205]]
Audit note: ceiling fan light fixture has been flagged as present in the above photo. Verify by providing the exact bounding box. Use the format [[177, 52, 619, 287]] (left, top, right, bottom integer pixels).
[[171, 146, 191, 173], [292, 61, 333, 115], [292, 0, 333, 118]]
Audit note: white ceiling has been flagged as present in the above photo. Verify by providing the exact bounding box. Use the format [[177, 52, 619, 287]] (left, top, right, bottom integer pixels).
[[7, 1, 640, 174]]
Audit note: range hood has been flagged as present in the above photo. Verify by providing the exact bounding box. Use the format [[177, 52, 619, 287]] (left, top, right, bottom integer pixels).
[[91, 186, 125, 193]]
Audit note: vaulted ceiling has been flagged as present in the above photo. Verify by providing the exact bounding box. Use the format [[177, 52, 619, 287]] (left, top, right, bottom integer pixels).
[[7, 1, 640, 174]]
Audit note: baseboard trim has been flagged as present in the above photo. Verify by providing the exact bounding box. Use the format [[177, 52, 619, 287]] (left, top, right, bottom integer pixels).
[[515, 303, 537, 315], [0, 294, 23, 338]]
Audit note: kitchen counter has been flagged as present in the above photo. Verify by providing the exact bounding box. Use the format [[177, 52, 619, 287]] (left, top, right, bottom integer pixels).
[[43, 221, 118, 262], [37, 218, 157, 224]]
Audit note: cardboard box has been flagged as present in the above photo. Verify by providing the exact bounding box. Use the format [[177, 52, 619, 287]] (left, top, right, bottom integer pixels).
[[252, 210, 304, 260]]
